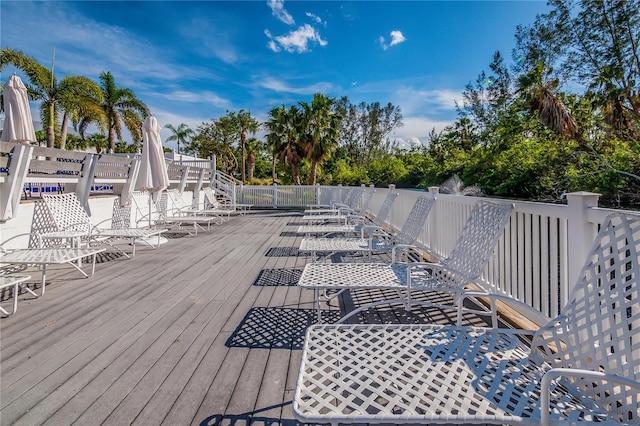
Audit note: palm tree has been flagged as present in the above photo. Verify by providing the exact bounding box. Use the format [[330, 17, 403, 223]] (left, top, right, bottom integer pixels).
[[0, 47, 103, 148], [518, 61, 581, 140], [299, 93, 341, 185], [95, 71, 149, 152], [164, 123, 194, 155], [265, 104, 304, 185], [58, 77, 103, 149], [245, 137, 264, 181], [227, 110, 259, 183]]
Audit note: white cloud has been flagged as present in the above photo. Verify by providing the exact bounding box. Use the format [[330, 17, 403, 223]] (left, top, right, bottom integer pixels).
[[157, 90, 231, 109], [265, 24, 327, 53], [306, 12, 325, 26], [394, 87, 463, 115], [258, 77, 334, 95], [392, 116, 453, 148], [379, 30, 406, 50], [267, 0, 295, 25]]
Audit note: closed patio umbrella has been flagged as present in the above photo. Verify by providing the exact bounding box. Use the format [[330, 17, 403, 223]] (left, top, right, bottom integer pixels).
[[135, 116, 169, 239], [136, 116, 169, 193], [1, 75, 36, 144]]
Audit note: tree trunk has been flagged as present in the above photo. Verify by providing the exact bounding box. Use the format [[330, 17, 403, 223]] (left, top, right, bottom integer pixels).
[[109, 128, 116, 153], [291, 161, 301, 185], [272, 155, 277, 184], [60, 113, 69, 150], [308, 160, 319, 185], [47, 103, 55, 148], [248, 152, 256, 181], [241, 132, 246, 184], [46, 126, 55, 149]]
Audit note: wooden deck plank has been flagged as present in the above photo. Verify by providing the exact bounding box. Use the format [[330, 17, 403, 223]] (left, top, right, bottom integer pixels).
[[0, 210, 497, 426]]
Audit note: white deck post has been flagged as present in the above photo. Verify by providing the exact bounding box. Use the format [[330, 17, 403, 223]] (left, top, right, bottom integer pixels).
[[315, 184, 320, 206], [272, 183, 278, 208], [119, 158, 140, 206], [566, 191, 600, 296]]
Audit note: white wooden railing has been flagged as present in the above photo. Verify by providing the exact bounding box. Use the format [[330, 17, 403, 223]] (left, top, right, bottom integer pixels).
[[1, 142, 631, 322]]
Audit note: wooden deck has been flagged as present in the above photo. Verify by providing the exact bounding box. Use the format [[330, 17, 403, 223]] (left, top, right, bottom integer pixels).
[[1, 211, 494, 426]]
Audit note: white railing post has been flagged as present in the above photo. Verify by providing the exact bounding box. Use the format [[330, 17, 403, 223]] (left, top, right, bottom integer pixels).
[[566, 191, 601, 295], [315, 184, 321, 206], [273, 183, 278, 208]]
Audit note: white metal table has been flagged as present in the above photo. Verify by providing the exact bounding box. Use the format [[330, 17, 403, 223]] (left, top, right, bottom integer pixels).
[[0, 274, 32, 316]]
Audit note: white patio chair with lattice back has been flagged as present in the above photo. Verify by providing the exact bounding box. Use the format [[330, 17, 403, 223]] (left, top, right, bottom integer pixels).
[[302, 187, 365, 220], [39, 192, 167, 258], [166, 188, 231, 223], [294, 211, 640, 425], [297, 190, 398, 237], [299, 199, 514, 323], [202, 186, 253, 215], [300, 194, 435, 262]]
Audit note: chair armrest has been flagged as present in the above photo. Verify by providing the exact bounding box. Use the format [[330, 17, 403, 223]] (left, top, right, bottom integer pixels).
[[0, 233, 38, 252], [456, 291, 548, 330], [391, 244, 419, 261], [540, 368, 640, 426]]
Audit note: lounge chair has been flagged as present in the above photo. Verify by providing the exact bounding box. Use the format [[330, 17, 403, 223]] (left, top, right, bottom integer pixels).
[[148, 191, 223, 236], [298, 200, 514, 322], [166, 188, 231, 223], [299, 194, 435, 262], [0, 274, 31, 316], [301, 187, 365, 223], [294, 212, 640, 425], [297, 190, 398, 237], [39, 193, 167, 258], [1, 233, 105, 298], [201, 187, 241, 218], [303, 186, 368, 216]]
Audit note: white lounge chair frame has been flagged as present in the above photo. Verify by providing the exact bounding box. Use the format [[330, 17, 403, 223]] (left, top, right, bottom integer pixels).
[[299, 200, 515, 322], [0, 274, 31, 316], [294, 212, 640, 425], [39, 193, 166, 258], [300, 194, 436, 262], [166, 188, 230, 223], [297, 191, 398, 237]]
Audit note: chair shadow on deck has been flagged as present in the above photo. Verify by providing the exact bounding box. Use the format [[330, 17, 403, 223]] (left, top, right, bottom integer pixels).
[[279, 231, 303, 237], [253, 268, 303, 286], [345, 288, 497, 327], [226, 307, 339, 350], [199, 401, 303, 426], [264, 247, 310, 257]]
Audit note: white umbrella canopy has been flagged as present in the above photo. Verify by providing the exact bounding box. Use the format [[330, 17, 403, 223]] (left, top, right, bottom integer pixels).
[[135, 116, 169, 192], [1, 75, 36, 144]]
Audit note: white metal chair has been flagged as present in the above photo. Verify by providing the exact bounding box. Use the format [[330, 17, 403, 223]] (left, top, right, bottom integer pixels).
[[299, 194, 435, 262], [147, 191, 223, 236], [297, 190, 398, 237], [201, 187, 242, 218], [299, 200, 515, 322], [39, 193, 167, 258], [301, 187, 365, 222], [166, 188, 231, 223], [294, 212, 640, 425]]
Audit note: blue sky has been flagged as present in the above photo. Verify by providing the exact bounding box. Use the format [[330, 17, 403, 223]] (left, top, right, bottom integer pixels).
[[1, 0, 549, 151]]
